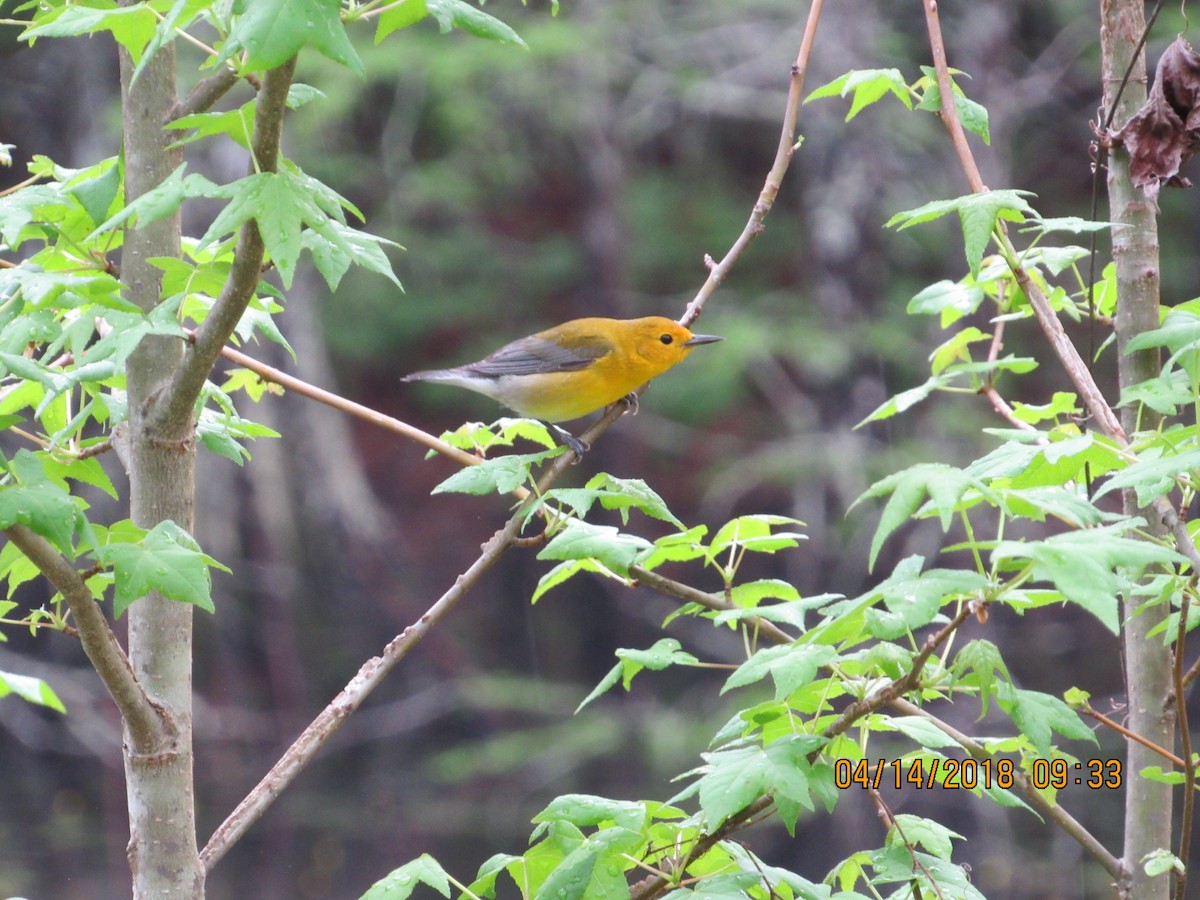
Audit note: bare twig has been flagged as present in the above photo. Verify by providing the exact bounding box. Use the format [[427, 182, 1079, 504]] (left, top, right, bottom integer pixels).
[[2, 525, 165, 752], [1183, 654, 1200, 691], [201, 501, 529, 870], [1081, 704, 1184, 768], [981, 387, 1038, 433], [201, 392, 603, 869], [679, 0, 825, 329], [922, 5, 985, 191], [77, 438, 114, 460], [217, 341, 483, 470], [980, 319, 1039, 431], [1154, 503, 1200, 581]]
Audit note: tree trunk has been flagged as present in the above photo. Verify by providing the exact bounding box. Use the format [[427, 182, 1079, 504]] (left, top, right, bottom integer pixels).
[[1100, 2, 1172, 897], [117, 36, 204, 898]]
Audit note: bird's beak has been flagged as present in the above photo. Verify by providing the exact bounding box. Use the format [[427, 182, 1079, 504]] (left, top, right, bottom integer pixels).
[[684, 334, 724, 347]]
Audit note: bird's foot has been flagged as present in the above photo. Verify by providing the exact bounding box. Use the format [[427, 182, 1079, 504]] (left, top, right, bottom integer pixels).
[[548, 423, 589, 462]]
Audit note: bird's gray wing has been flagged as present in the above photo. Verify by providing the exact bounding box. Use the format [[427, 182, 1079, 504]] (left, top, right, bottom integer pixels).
[[462, 332, 613, 378]]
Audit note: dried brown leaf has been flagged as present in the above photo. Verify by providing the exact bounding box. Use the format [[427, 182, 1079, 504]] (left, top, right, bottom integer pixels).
[[1110, 36, 1200, 201]]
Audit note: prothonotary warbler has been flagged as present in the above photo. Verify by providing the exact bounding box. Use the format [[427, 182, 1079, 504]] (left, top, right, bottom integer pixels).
[[403, 316, 723, 455]]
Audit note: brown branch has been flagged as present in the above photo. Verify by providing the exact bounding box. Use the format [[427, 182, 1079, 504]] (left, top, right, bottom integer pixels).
[[922, 5, 985, 192], [201, 503, 529, 870], [628, 565, 797, 646], [921, 1, 1127, 445], [1183, 653, 1200, 691], [821, 602, 974, 746], [151, 57, 297, 436], [981, 386, 1038, 432], [679, 0, 825, 330], [201, 397, 598, 870], [980, 319, 1039, 431], [1081, 704, 1184, 768], [1016, 270, 1127, 443], [1154, 502, 1200, 581], [168, 66, 242, 121], [2, 524, 165, 752], [76, 437, 114, 460], [216, 341, 484, 470]]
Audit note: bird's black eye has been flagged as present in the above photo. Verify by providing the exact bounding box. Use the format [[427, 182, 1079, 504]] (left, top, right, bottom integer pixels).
[[659, 334, 673, 345]]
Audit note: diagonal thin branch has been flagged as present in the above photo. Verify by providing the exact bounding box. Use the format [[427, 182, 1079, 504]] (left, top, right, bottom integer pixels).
[[200, 404, 598, 870], [922, 3, 1127, 445], [200, 504, 528, 871], [217, 341, 483, 469], [1082, 703, 1184, 768], [3, 524, 165, 752], [921, 1, 1200, 580], [870, 787, 949, 900], [922, 0, 1200, 671], [150, 57, 297, 437], [680, 0, 825, 330]]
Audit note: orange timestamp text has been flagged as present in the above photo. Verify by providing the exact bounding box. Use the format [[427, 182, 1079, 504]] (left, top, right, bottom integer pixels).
[[834, 757, 1123, 791]]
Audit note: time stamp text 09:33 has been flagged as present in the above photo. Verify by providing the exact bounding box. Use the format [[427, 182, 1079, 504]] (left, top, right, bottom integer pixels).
[[835, 757, 1123, 791]]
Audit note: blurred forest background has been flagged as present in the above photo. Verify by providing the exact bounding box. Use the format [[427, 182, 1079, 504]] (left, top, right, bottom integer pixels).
[[2, 1, 1199, 897]]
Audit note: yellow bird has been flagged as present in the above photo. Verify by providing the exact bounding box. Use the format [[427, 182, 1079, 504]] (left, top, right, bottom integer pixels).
[[403, 316, 723, 455]]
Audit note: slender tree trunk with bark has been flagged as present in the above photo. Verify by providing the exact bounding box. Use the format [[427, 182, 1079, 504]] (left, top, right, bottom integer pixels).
[[1101, 2, 1172, 897], [117, 35, 204, 898]]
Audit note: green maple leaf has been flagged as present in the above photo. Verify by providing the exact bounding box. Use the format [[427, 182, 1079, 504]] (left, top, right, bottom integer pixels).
[[101, 520, 227, 617], [197, 167, 362, 287], [22, 6, 158, 63], [537, 519, 653, 576], [219, 0, 363, 75], [0, 450, 79, 556], [887, 190, 1035, 276]]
